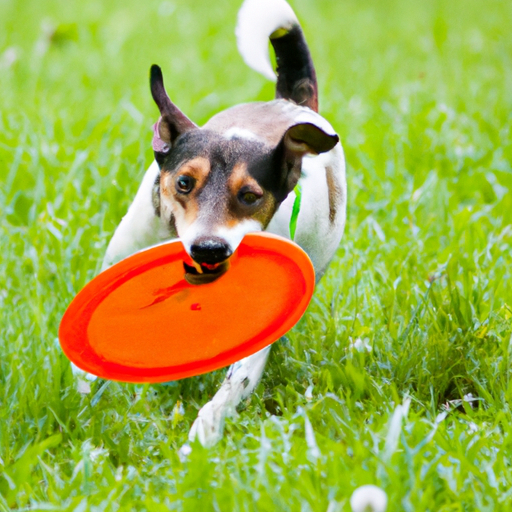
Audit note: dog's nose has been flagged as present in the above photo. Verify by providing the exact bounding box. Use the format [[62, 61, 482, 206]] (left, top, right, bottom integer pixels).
[[190, 237, 233, 265]]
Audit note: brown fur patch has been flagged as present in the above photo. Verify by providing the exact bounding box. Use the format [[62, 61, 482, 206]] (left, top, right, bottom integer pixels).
[[227, 162, 277, 228], [161, 157, 211, 228], [203, 102, 298, 147], [325, 165, 343, 224], [252, 195, 277, 228], [227, 163, 262, 196], [176, 157, 211, 184]]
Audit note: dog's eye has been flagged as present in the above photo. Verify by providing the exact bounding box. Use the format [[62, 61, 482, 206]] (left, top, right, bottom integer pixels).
[[240, 191, 261, 205], [176, 175, 195, 194]]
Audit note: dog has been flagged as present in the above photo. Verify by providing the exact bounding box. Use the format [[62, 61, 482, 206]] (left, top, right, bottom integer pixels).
[[101, 0, 346, 446]]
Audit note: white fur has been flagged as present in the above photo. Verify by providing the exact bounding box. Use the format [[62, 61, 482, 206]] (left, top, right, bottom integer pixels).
[[173, 219, 202, 255], [293, 107, 339, 138], [267, 144, 346, 277], [214, 219, 263, 252], [223, 127, 262, 141], [179, 218, 262, 256], [102, 161, 171, 270], [236, 0, 298, 81], [188, 346, 271, 446]]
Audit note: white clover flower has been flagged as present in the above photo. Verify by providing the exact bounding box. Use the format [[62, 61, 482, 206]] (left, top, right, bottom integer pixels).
[[77, 379, 91, 395], [349, 337, 372, 353], [350, 485, 388, 512], [0, 47, 19, 68], [178, 443, 192, 462]]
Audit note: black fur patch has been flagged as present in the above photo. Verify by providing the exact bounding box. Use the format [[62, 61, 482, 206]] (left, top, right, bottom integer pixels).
[[159, 130, 293, 203], [270, 26, 318, 112], [152, 173, 161, 217]]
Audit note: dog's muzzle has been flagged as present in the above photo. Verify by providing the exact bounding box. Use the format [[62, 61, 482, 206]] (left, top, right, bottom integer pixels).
[[190, 237, 233, 265], [184, 237, 233, 285]]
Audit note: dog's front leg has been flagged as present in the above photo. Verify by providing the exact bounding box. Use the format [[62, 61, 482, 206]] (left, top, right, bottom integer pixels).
[[71, 161, 171, 383], [188, 346, 271, 447], [102, 161, 172, 270]]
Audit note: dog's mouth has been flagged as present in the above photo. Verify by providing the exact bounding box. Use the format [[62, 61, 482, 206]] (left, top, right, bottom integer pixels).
[[183, 260, 230, 285]]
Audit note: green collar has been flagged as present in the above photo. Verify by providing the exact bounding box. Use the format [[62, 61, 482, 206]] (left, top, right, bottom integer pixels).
[[289, 184, 302, 240]]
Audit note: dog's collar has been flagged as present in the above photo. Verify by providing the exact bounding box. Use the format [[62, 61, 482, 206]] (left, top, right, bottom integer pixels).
[[289, 184, 301, 240]]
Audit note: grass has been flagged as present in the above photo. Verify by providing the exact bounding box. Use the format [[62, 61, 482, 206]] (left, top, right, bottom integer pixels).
[[1, 0, 512, 509]]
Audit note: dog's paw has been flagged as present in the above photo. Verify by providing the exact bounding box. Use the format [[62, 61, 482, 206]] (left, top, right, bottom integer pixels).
[[188, 400, 228, 447]]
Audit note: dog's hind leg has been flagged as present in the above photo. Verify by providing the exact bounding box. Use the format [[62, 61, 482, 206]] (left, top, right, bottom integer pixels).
[[188, 346, 271, 447]]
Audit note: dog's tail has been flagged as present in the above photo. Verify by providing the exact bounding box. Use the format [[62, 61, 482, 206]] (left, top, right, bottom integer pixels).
[[236, 0, 318, 112]]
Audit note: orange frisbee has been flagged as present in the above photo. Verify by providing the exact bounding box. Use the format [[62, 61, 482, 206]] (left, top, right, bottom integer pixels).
[[59, 233, 315, 383]]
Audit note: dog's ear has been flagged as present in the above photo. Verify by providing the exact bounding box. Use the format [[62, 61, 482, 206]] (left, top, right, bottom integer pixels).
[[150, 65, 197, 162], [279, 122, 339, 193]]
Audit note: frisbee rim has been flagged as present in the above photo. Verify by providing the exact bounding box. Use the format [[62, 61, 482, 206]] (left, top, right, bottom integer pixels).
[[59, 233, 315, 383]]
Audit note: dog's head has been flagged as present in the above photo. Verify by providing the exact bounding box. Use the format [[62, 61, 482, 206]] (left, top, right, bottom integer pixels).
[[150, 65, 338, 283]]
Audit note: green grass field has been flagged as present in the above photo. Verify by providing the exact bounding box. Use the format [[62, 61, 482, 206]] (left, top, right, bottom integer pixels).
[[1, 0, 512, 509]]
